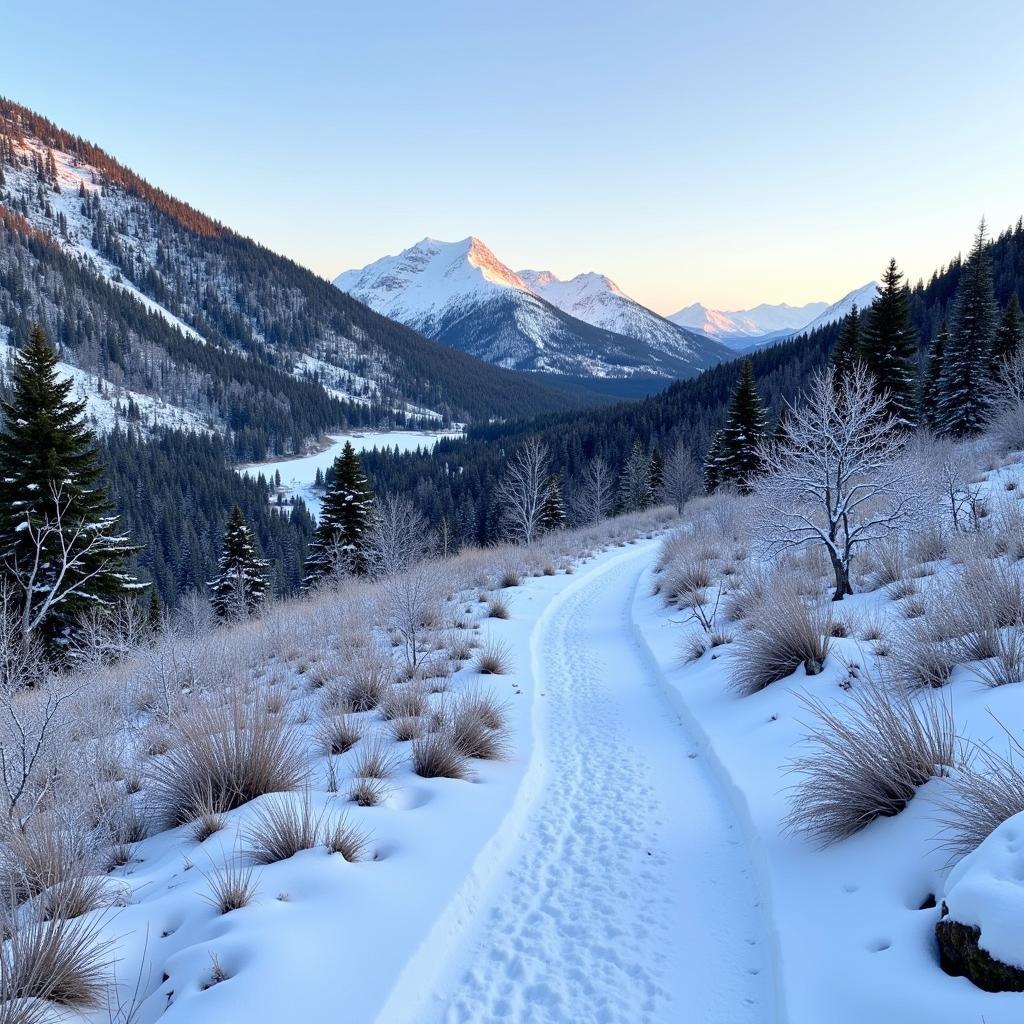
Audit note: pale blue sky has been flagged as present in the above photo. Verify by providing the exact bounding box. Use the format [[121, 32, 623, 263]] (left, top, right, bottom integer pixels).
[[9, 0, 1024, 310]]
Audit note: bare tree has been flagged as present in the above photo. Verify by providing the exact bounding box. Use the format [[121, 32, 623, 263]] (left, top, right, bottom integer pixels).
[[495, 438, 551, 545], [754, 366, 928, 600], [660, 441, 702, 514], [986, 351, 1024, 451], [377, 561, 450, 672], [908, 433, 981, 532], [363, 492, 430, 578], [573, 456, 615, 526], [4, 482, 139, 644], [71, 600, 150, 669]]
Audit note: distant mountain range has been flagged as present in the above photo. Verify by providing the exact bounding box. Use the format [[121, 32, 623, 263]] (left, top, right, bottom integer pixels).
[[336, 238, 877, 373], [668, 282, 878, 350], [334, 238, 726, 381]]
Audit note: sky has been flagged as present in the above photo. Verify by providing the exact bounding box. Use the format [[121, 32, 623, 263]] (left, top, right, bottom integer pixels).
[[6, 0, 1024, 312]]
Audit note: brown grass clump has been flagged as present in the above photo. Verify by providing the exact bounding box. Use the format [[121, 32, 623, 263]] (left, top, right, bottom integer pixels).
[[411, 729, 472, 780], [315, 713, 362, 756], [474, 638, 512, 676], [150, 691, 307, 827], [244, 791, 323, 865], [202, 858, 258, 914]]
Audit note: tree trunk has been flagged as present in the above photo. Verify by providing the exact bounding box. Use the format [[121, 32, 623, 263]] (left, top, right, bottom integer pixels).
[[829, 552, 853, 601]]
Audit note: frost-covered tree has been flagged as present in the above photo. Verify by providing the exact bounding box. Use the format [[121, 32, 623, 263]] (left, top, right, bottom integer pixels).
[[574, 456, 615, 526], [496, 438, 550, 545], [0, 324, 140, 646], [859, 261, 918, 426], [940, 221, 999, 437], [618, 439, 653, 512], [704, 359, 767, 493], [363, 492, 430, 578], [660, 440, 702, 514], [648, 447, 664, 496], [754, 366, 926, 601], [303, 441, 373, 585], [208, 505, 269, 619]]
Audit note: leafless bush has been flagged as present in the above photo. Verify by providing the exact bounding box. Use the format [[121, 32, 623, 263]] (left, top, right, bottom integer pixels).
[[202, 857, 258, 914], [728, 584, 832, 695], [987, 352, 1024, 451], [934, 725, 1024, 860], [474, 638, 512, 675], [786, 677, 956, 846], [315, 713, 362, 756], [362, 492, 431, 579], [150, 691, 307, 827], [378, 562, 450, 673], [245, 791, 324, 864]]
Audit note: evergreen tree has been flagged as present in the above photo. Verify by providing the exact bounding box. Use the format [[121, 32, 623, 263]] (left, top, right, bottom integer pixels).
[[303, 441, 373, 585], [618, 440, 653, 512], [939, 221, 999, 437], [539, 475, 566, 531], [648, 447, 664, 496], [703, 431, 724, 493], [858, 261, 918, 425], [147, 588, 162, 631], [921, 321, 948, 432], [0, 324, 140, 646], [707, 359, 766, 493], [829, 303, 862, 385], [994, 292, 1024, 366], [208, 505, 269, 619]]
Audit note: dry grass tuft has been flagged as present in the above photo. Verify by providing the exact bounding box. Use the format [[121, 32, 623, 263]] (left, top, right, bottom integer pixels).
[[487, 596, 511, 620], [347, 777, 389, 807], [244, 791, 324, 864], [315, 713, 362, 756], [202, 857, 258, 914], [150, 691, 307, 827], [729, 584, 832, 695], [349, 736, 403, 781], [474, 638, 512, 676], [447, 689, 510, 761], [324, 813, 370, 862], [411, 729, 472, 780], [786, 677, 955, 846]]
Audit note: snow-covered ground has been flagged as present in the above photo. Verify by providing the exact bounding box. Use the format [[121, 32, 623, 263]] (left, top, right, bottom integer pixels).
[[238, 429, 463, 516]]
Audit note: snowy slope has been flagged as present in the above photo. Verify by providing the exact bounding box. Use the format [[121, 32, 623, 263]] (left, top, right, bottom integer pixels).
[[335, 239, 724, 379], [796, 281, 879, 336]]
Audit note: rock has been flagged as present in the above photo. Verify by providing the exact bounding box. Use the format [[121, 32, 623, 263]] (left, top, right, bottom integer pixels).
[[936, 902, 1024, 992]]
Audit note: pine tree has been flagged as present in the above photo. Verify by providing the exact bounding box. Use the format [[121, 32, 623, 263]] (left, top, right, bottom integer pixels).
[[208, 505, 269, 619], [829, 304, 862, 385], [921, 320, 948, 432], [648, 447, 664, 497], [939, 221, 999, 437], [303, 441, 373, 585], [708, 359, 766, 493], [147, 587, 162, 632], [994, 292, 1024, 366], [703, 431, 724, 492], [539, 475, 566, 531], [618, 440, 652, 513], [858, 261, 918, 425], [0, 324, 140, 646]]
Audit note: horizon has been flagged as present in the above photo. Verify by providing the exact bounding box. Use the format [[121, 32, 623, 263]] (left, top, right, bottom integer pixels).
[[6, 0, 1024, 312]]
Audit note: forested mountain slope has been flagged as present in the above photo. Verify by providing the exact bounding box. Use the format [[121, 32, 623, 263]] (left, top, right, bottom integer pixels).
[[0, 98, 598, 461], [363, 219, 1024, 543]]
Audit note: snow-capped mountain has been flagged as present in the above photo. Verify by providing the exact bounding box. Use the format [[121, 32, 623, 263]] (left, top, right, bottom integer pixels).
[[669, 283, 878, 350], [335, 239, 724, 380], [796, 281, 880, 337]]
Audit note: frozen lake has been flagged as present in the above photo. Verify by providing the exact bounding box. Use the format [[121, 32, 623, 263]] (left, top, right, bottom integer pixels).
[[238, 428, 462, 517]]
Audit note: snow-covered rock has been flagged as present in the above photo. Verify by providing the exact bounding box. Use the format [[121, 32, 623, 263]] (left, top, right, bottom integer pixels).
[[335, 238, 724, 379], [938, 811, 1024, 991]]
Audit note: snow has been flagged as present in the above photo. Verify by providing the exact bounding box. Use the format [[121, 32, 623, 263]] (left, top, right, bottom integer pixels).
[[796, 281, 880, 337], [408, 548, 775, 1023], [238, 429, 463, 516], [943, 812, 1024, 970]]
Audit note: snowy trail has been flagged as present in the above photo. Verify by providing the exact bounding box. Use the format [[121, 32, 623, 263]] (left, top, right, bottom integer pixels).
[[415, 550, 776, 1024]]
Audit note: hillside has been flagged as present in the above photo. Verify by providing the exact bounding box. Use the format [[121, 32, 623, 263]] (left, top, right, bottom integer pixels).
[[0, 98, 600, 461]]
